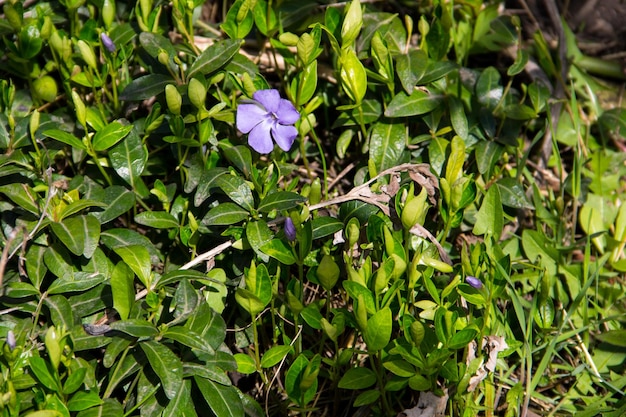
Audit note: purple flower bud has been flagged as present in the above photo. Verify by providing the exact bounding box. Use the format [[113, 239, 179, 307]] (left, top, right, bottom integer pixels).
[[101, 33, 116, 53], [284, 217, 296, 242], [7, 330, 16, 351], [465, 276, 483, 289]]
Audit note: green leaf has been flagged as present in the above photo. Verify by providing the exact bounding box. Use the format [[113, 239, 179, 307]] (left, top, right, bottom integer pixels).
[[135, 211, 179, 229], [184, 362, 231, 386], [109, 129, 148, 196], [47, 272, 106, 294], [220, 144, 252, 177], [119, 74, 173, 101], [235, 288, 265, 316], [63, 367, 87, 395], [257, 191, 306, 213], [383, 359, 415, 377], [188, 39, 243, 78], [194, 376, 244, 417], [495, 178, 533, 209], [284, 354, 317, 405], [186, 303, 227, 350], [26, 244, 48, 289], [67, 390, 103, 411], [419, 60, 457, 84], [101, 229, 160, 260], [194, 167, 228, 206], [111, 262, 134, 320], [92, 121, 133, 151], [473, 185, 503, 240], [338, 367, 377, 389], [260, 345, 292, 368], [215, 174, 255, 212], [75, 398, 124, 417], [0, 183, 40, 215], [245, 220, 273, 262], [595, 330, 626, 348], [476, 66, 502, 110], [448, 96, 468, 140], [113, 245, 152, 288], [342, 281, 376, 314], [140, 341, 183, 399], [93, 186, 136, 224], [29, 356, 60, 391], [475, 141, 504, 177], [162, 379, 194, 417], [44, 296, 74, 329], [384, 89, 443, 117], [221, 0, 255, 39], [448, 328, 478, 349], [366, 307, 392, 351], [234, 353, 256, 375], [203, 202, 249, 226], [110, 319, 158, 337], [260, 239, 297, 265], [354, 389, 381, 407], [369, 121, 409, 172], [395, 49, 428, 94], [43, 129, 86, 150], [521, 229, 558, 275], [50, 214, 100, 258], [311, 216, 344, 240]]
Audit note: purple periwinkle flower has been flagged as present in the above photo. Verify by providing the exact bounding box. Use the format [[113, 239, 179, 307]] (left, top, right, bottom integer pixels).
[[284, 217, 296, 242], [6, 330, 16, 351], [236, 89, 299, 154], [466, 276, 483, 289], [101, 33, 116, 53]]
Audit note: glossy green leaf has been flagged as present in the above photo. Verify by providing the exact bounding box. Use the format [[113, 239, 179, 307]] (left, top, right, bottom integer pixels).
[[203, 202, 249, 226], [369, 121, 409, 172], [354, 389, 381, 407], [366, 307, 392, 351], [186, 303, 227, 350], [29, 356, 60, 391], [338, 367, 377, 389], [476, 66, 502, 110], [495, 178, 533, 209], [258, 191, 306, 213], [221, 144, 252, 177], [101, 229, 160, 260], [260, 345, 292, 368], [382, 359, 415, 377], [110, 319, 158, 337], [109, 129, 148, 195], [75, 398, 123, 417], [162, 379, 194, 417], [43, 129, 86, 150], [448, 328, 478, 349], [172, 279, 200, 323], [184, 362, 231, 386], [215, 174, 255, 212], [284, 354, 317, 405], [47, 272, 106, 294], [111, 261, 134, 320], [340, 48, 366, 103], [67, 390, 103, 411], [194, 167, 229, 206], [140, 340, 183, 399], [50, 215, 100, 258], [245, 220, 273, 262], [93, 186, 136, 224], [119, 74, 173, 101], [194, 376, 244, 417], [188, 39, 243, 78], [260, 239, 297, 265], [113, 245, 151, 288], [384, 89, 443, 118], [26, 244, 48, 289], [311, 216, 344, 240], [342, 281, 376, 314], [234, 353, 256, 375], [135, 211, 179, 229], [473, 185, 503, 240], [448, 96, 468, 140], [44, 295, 74, 329], [92, 121, 133, 151], [63, 367, 87, 395]]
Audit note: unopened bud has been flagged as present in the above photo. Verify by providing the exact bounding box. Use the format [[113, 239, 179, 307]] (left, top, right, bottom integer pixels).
[[6, 330, 16, 351], [100, 33, 116, 53], [284, 217, 296, 242]]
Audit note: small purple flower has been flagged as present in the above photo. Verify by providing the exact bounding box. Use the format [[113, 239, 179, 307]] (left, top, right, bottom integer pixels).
[[236, 89, 300, 154], [466, 276, 483, 289], [101, 33, 116, 53], [284, 217, 296, 242], [7, 330, 16, 351]]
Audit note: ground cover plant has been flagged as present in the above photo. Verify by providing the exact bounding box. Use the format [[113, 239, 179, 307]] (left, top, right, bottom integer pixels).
[[1, 0, 626, 415]]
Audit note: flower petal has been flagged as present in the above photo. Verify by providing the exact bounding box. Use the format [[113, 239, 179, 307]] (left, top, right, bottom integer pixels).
[[237, 102, 267, 133], [248, 120, 274, 154], [271, 123, 298, 151], [277, 99, 300, 124], [253, 89, 281, 113]]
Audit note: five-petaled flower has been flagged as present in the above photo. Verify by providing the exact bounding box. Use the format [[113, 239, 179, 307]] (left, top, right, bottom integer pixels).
[[236, 89, 299, 154], [284, 217, 296, 242], [465, 276, 483, 289], [101, 33, 116, 53]]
